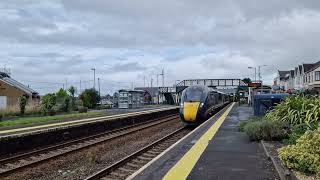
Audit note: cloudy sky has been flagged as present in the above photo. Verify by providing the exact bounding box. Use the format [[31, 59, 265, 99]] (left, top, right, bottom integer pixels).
[[1, 0, 320, 95]]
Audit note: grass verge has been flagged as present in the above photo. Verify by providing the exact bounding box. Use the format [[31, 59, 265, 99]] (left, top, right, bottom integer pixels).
[[0, 111, 108, 127]]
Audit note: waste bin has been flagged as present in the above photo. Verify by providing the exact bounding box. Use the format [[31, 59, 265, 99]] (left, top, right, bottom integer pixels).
[[253, 94, 289, 116]]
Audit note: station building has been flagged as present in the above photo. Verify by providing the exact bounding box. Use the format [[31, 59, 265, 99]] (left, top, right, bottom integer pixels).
[[118, 89, 144, 109], [0, 71, 39, 108]]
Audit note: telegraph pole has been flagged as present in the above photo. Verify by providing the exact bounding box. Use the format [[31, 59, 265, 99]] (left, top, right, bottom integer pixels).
[[79, 80, 82, 94], [98, 78, 101, 96], [162, 69, 164, 86], [157, 74, 160, 87], [151, 77, 153, 88], [144, 76, 146, 87], [91, 68, 96, 90]]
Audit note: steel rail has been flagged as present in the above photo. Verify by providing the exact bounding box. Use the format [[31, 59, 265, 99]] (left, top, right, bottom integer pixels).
[[0, 114, 180, 176], [85, 126, 188, 180]]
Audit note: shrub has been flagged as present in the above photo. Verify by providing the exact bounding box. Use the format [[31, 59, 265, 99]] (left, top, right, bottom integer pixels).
[[0, 105, 42, 118], [278, 128, 320, 175], [79, 89, 100, 109], [19, 96, 28, 115], [68, 86, 77, 110], [266, 95, 320, 128], [283, 124, 318, 145], [78, 106, 88, 113], [243, 119, 289, 141], [64, 96, 70, 112], [41, 93, 56, 115]]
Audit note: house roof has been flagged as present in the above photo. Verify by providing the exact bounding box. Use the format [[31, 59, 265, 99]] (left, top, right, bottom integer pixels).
[[305, 61, 320, 73], [303, 64, 315, 73], [0, 73, 38, 95], [290, 70, 295, 77], [278, 70, 291, 79], [299, 65, 303, 74]]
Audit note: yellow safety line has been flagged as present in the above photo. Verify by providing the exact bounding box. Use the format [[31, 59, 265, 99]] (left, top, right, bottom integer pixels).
[[163, 102, 235, 180], [0, 107, 178, 135]]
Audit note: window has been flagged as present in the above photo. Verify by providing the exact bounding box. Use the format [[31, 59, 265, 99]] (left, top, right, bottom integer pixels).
[[316, 71, 320, 81]]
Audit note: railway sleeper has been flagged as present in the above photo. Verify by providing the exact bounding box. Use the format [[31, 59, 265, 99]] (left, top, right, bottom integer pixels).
[[142, 153, 157, 158], [109, 171, 128, 178], [132, 159, 147, 164], [126, 162, 141, 168], [118, 167, 136, 173], [138, 156, 153, 161]]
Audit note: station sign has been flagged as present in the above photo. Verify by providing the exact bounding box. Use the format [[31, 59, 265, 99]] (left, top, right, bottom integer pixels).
[[248, 82, 262, 88]]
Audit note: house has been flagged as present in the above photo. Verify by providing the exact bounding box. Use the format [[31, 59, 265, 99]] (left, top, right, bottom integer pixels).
[[274, 61, 320, 93], [275, 70, 291, 90], [0, 71, 39, 108]]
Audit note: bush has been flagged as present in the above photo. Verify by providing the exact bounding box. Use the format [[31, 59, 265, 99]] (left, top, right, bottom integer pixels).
[[19, 96, 28, 115], [0, 105, 42, 118], [78, 106, 88, 113], [278, 128, 320, 175], [283, 124, 318, 145], [41, 93, 56, 115], [64, 96, 70, 112], [243, 118, 289, 141], [79, 89, 100, 109], [266, 95, 320, 128]]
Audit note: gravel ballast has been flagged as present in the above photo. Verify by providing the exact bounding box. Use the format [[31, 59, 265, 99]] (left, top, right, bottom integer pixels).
[[1, 119, 183, 180]]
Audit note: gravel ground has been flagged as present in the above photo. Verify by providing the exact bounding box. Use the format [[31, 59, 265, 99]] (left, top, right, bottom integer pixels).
[[1, 119, 184, 180]]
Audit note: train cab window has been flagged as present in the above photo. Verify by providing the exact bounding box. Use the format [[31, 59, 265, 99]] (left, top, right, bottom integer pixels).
[[185, 86, 204, 102]]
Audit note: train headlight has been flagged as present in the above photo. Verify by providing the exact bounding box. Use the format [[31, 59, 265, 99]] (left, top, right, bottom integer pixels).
[[180, 103, 183, 108], [200, 103, 204, 108]]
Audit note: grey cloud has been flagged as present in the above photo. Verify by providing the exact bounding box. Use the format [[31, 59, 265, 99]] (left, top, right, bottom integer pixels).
[[1, 1, 320, 94]]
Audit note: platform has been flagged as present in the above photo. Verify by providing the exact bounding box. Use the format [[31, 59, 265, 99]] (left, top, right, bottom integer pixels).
[[129, 103, 278, 180], [0, 106, 178, 137]]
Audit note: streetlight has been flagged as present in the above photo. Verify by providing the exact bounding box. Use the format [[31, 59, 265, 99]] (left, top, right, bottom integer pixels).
[[91, 68, 96, 90], [248, 67, 257, 82], [258, 65, 268, 82]]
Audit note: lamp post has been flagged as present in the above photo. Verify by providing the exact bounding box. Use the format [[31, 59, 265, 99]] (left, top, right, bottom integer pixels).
[[248, 67, 257, 82], [91, 68, 96, 90], [258, 65, 268, 82], [258, 65, 268, 93]]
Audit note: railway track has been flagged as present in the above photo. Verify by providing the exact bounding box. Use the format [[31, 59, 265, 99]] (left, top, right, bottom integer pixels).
[[0, 114, 180, 176], [85, 126, 191, 180]]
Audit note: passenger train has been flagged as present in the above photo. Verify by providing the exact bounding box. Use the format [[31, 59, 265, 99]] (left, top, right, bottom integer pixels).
[[179, 85, 231, 125]]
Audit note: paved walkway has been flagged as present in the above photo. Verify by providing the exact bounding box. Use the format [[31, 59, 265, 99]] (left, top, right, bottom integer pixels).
[[187, 106, 277, 180], [131, 105, 278, 180]]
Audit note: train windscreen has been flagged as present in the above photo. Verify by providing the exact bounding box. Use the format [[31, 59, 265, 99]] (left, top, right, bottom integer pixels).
[[184, 86, 204, 102]]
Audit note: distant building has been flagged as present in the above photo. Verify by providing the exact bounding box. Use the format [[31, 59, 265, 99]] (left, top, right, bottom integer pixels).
[[0, 72, 39, 108], [274, 61, 320, 93], [118, 89, 144, 109]]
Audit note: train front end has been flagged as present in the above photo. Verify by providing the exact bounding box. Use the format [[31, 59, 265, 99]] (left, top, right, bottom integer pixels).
[[180, 86, 208, 125]]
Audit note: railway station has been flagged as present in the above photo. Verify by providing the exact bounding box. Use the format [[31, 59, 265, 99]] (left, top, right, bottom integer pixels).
[[0, 79, 285, 180], [2, 1, 320, 180]]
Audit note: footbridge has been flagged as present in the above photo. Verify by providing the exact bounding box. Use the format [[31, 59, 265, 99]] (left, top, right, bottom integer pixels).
[[137, 79, 247, 105]]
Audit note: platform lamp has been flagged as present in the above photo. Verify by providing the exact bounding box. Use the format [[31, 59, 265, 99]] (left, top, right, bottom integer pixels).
[[248, 67, 257, 82]]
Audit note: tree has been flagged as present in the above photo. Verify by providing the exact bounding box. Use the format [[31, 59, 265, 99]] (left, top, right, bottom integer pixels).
[[79, 88, 100, 109], [68, 86, 77, 110], [56, 88, 68, 99], [242, 78, 252, 84], [19, 96, 28, 115], [41, 93, 56, 115]]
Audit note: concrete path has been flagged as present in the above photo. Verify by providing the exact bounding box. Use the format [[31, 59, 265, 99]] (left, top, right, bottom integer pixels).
[[188, 106, 278, 180]]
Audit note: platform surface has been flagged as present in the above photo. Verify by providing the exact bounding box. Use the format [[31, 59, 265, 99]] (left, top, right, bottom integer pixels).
[[131, 104, 277, 180], [0, 106, 178, 137]]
